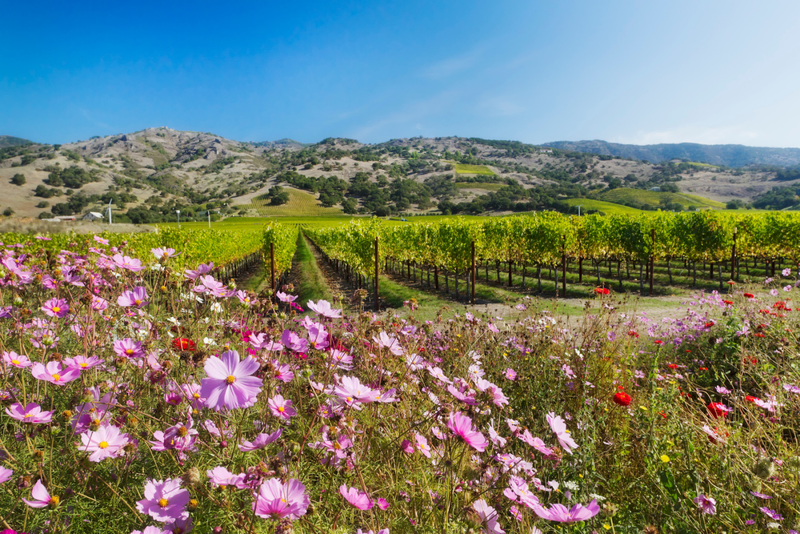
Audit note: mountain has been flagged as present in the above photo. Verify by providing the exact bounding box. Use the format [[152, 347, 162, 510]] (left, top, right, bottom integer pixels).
[[0, 135, 34, 148], [543, 140, 800, 168], [2, 129, 799, 221]]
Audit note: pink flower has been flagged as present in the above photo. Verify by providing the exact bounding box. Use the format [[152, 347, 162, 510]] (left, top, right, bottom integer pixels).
[[340, 485, 373, 510], [64, 355, 103, 371], [268, 395, 297, 420], [200, 350, 262, 411], [373, 331, 403, 355], [23, 479, 56, 508], [446, 412, 487, 452], [415, 434, 431, 458], [0, 466, 13, 484], [504, 368, 517, 381], [152, 247, 178, 259], [114, 338, 145, 358], [184, 262, 214, 280], [131, 527, 164, 534], [41, 298, 69, 318], [207, 466, 247, 489], [253, 478, 309, 519], [518, 429, 554, 456], [401, 439, 414, 454], [79, 424, 130, 462], [307, 299, 342, 319], [276, 291, 298, 303], [281, 330, 309, 354], [333, 375, 381, 405], [2, 351, 31, 368], [473, 499, 505, 534], [239, 429, 283, 452], [31, 361, 81, 385], [136, 478, 191, 522], [111, 254, 144, 272], [91, 295, 109, 311], [694, 494, 716, 515], [117, 287, 149, 308], [376, 498, 389, 510], [532, 499, 600, 523], [547, 412, 578, 455]]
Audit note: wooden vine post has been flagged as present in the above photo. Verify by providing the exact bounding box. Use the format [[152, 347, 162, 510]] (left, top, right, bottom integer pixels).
[[471, 241, 476, 304], [374, 237, 379, 312], [731, 227, 737, 281], [270, 242, 276, 292], [649, 228, 655, 295], [561, 235, 567, 298]]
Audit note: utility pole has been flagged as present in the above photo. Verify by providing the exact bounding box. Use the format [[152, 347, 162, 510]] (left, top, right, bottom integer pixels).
[[176, 210, 181, 227], [107, 199, 113, 224]]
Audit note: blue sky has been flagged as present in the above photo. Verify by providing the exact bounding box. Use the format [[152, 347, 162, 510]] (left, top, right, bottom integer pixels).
[[2, 0, 800, 147]]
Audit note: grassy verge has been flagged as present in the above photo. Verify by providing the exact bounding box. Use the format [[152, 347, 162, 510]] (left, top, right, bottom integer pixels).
[[294, 234, 334, 309]]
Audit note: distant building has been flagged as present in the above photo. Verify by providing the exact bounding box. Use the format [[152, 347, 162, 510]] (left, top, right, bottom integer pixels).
[[82, 212, 103, 221], [649, 187, 661, 192]]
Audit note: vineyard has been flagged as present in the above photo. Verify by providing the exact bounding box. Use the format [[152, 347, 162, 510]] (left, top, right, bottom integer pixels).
[[302, 211, 800, 302]]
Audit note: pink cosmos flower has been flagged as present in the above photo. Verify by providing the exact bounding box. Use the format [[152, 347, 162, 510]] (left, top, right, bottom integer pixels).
[[79, 424, 131, 462], [252, 478, 309, 519], [152, 247, 179, 260], [428, 366, 452, 384], [268, 394, 297, 420], [276, 291, 298, 303], [694, 494, 716, 515], [489, 426, 507, 447], [64, 355, 104, 371], [281, 330, 309, 354], [473, 499, 505, 534], [239, 429, 283, 452], [163, 517, 193, 534], [518, 429, 554, 456], [373, 331, 403, 355], [415, 433, 431, 458], [23, 479, 55, 508], [447, 412, 487, 452], [532, 500, 600, 523], [334, 375, 382, 406], [307, 299, 342, 319], [91, 295, 109, 311], [200, 350, 262, 411], [41, 298, 69, 318], [31, 361, 81, 385], [309, 430, 353, 467], [340, 485, 373, 510], [131, 527, 164, 534], [184, 262, 213, 280], [94, 235, 109, 245], [117, 287, 149, 308], [547, 412, 578, 454], [111, 254, 144, 272], [207, 466, 247, 489], [136, 478, 191, 522], [504, 368, 517, 380], [376, 498, 389, 510], [2, 351, 31, 368], [401, 439, 414, 453], [114, 338, 145, 358], [0, 466, 13, 484]]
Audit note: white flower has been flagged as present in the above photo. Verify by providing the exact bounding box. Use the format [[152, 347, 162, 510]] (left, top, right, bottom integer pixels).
[[167, 317, 180, 326], [150, 263, 164, 271], [203, 337, 217, 346], [589, 493, 606, 501], [563, 480, 579, 491], [210, 302, 223, 313]]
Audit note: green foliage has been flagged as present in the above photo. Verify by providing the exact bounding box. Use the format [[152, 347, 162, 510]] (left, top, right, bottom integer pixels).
[[10, 173, 26, 185], [262, 221, 300, 276]]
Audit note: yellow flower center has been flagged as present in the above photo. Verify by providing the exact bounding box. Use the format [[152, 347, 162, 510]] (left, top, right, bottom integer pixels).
[[24, 413, 33, 418], [52, 307, 61, 313], [278, 406, 285, 413], [158, 498, 169, 508], [226, 375, 236, 384], [125, 349, 133, 355], [80, 363, 88, 368], [135, 299, 142, 305], [178, 426, 188, 437], [333, 441, 342, 450], [49, 496, 59, 507], [11, 359, 20, 365], [193, 393, 200, 399], [346, 397, 353, 403], [52, 374, 61, 381], [98, 441, 109, 449]]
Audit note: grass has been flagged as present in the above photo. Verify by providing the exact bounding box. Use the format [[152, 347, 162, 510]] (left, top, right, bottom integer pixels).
[[564, 198, 643, 215], [599, 188, 726, 209], [455, 182, 505, 191], [685, 161, 719, 167], [294, 234, 334, 308], [248, 187, 344, 216], [452, 163, 495, 175]]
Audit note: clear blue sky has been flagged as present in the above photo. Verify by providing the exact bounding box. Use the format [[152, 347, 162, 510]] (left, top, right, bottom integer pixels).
[[2, 0, 800, 147]]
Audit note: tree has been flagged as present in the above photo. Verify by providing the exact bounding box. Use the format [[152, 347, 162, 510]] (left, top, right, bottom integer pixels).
[[2, 207, 14, 217], [342, 198, 358, 214], [10, 173, 25, 185], [36, 201, 49, 208]]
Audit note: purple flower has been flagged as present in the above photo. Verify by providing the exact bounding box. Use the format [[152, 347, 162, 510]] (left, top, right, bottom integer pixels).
[[238, 429, 283, 452], [117, 287, 149, 308], [340, 485, 373, 510], [184, 262, 214, 280], [532, 499, 600, 523], [760, 507, 783, 521], [253, 478, 309, 519], [200, 350, 262, 411], [136, 478, 190, 522], [694, 494, 716, 515], [750, 491, 772, 499]]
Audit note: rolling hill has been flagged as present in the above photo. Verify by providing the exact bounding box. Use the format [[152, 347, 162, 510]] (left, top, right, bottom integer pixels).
[[0, 135, 33, 148]]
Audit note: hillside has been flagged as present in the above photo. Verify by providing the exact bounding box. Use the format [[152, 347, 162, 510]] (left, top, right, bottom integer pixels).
[[0, 135, 33, 148], [1, 129, 798, 221], [544, 139, 800, 167]]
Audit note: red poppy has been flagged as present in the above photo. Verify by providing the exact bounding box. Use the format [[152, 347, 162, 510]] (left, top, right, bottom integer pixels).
[[668, 364, 679, 369], [754, 333, 765, 338], [628, 330, 639, 338], [172, 338, 196, 351], [727, 280, 736, 285], [699, 367, 708, 371], [743, 293, 755, 299], [707, 402, 728, 418], [745, 395, 760, 403], [659, 411, 668, 419], [723, 300, 733, 305], [594, 287, 610, 295], [613, 392, 631, 406], [704, 322, 715, 328], [654, 340, 663, 345]]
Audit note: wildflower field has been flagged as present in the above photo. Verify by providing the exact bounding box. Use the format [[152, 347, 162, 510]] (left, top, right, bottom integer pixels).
[[1, 230, 800, 534]]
